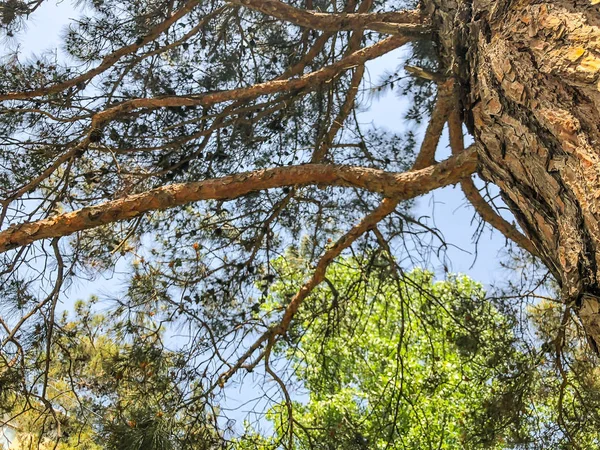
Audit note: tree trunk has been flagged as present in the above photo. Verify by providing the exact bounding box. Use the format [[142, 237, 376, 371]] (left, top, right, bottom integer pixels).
[[424, 0, 600, 345]]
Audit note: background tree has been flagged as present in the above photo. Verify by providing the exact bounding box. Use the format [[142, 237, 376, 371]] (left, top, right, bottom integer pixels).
[[1, 0, 600, 448], [236, 256, 600, 449], [1, 298, 223, 450], [244, 257, 534, 449]]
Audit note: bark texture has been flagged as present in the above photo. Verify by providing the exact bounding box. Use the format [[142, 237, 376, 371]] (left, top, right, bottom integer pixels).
[[424, 0, 600, 346]]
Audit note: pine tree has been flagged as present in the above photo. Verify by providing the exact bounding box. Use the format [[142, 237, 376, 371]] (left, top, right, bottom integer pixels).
[[2, 0, 600, 447]]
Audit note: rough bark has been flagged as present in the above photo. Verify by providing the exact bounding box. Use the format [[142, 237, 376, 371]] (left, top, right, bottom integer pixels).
[[423, 0, 600, 346]]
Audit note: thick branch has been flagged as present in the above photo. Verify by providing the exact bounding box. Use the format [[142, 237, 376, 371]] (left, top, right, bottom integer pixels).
[[92, 34, 409, 127], [447, 109, 538, 256], [0, 150, 477, 253], [229, 0, 426, 34]]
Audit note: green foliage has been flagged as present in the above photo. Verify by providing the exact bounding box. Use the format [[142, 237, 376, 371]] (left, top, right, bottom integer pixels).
[[4, 255, 600, 449], [0, 299, 222, 450], [238, 255, 600, 449]]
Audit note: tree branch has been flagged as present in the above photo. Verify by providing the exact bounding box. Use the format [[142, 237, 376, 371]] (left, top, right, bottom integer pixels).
[[311, 0, 371, 162], [276, 197, 399, 335], [218, 196, 399, 387], [91, 34, 410, 127], [404, 64, 445, 83], [0, 150, 477, 253], [0, 0, 203, 101], [412, 79, 453, 170], [229, 0, 427, 35]]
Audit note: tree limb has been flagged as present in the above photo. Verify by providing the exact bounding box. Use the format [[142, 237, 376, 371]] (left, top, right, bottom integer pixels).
[[412, 79, 453, 170], [91, 34, 410, 127], [276, 197, 399, 335], [311, 0, 371, 162], [218, 196, 399, 387], [0, 150, 477, 253], [229, 0, 427, 35], [404, 64, 445, 83]]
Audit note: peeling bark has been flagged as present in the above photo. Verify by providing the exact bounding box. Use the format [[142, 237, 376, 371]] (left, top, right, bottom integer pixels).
[[424, 0, 600, 348]]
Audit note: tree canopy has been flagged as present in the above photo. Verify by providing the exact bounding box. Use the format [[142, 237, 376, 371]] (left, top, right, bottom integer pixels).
[[1, 0, 600, 448], [243, 258, 530, 449], [237, 256, 600, 449]]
